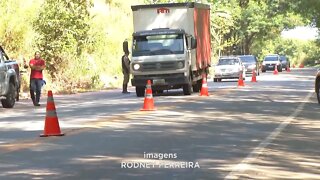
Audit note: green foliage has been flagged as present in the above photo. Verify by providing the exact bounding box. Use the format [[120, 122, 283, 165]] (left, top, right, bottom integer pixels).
[[0, 0, 41, 57], [33, 0, 92, 80]]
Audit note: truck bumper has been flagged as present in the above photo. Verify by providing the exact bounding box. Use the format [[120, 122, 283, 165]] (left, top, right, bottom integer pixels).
[[131, 73, 189, 88]]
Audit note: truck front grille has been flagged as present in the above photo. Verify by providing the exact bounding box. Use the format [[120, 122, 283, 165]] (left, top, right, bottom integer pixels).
[[141, 61, 181, 71]]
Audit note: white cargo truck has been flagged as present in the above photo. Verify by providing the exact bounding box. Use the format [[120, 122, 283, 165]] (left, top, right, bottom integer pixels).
[[130, 2, 211, 97]]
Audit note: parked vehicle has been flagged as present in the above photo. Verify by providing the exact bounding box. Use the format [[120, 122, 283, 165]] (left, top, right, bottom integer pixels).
[[238, 55, 260, 76], [0, 46, 20, 108], [315, 69, 320, 104], [280, 55, 290, 70], [130, 2, 211, 97], [213, 56, 246, 82], [261, 54, 282, 72]]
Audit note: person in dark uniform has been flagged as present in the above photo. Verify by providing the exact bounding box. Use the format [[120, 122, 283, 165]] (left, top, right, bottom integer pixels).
[[122, 40, 130, 93]]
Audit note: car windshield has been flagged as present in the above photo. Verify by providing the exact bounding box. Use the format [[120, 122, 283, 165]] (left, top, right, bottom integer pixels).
[[218, 59, 239, 65], [132, 34, 184, 57], [264, 56, 278, 61], [239, 56, 255, 63], [280, 56, 287, 62]]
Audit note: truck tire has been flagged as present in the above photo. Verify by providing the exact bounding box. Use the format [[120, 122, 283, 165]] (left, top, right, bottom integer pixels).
[[183, 83, 192, 95], [1, 83, 16, 108], [136, 86, 145, 97], [192, 79, 202, 92]]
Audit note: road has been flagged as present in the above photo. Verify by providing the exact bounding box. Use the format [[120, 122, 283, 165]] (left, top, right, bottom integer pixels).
[[0, 68, 319, 180]]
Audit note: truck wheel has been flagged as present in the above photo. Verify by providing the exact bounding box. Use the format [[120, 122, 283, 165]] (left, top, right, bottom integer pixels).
[[1, 83, 16, 108], [192, 79, 202, 92], [183, 83, 192, 95], [136, 86, 145, 97]]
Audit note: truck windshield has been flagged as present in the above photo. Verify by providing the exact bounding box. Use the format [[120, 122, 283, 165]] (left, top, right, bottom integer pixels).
[[132, 34, 184, 57]]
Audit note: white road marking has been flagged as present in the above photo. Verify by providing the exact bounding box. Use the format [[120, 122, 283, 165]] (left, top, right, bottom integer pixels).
[[224, 91, 314, 179]]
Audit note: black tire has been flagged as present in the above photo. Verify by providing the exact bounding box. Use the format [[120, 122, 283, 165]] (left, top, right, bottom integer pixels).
[[262, 70, 266, 72], [183, 84, 192, 95], [16, 87, 20, 101], [192, 79, 202, 92], [278, 66, 282, 72], [183, 75, 192, 95], [213, 78, 217, 82], [136, 86, 145, 97], [1, 83, 16, 108], [317, 80, 320, 104]]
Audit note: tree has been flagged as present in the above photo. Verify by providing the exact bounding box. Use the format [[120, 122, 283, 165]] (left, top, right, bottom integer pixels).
[[33, 0, 93, 79]]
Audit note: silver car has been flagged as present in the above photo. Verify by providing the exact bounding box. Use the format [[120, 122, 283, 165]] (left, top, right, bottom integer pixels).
[[214, 57, 246, 82]]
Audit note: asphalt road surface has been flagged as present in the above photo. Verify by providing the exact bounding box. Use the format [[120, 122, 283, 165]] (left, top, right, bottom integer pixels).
[[0, 68, 319, 180]]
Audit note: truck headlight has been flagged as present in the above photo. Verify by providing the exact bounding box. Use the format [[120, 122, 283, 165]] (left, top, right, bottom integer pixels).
[[177, 61, 184, 69], [133, 64, 140, 70]]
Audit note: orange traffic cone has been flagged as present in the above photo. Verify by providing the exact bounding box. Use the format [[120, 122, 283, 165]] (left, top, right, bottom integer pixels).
[[251, 69, 257, 82], [200, 74, 209, 96], [40, 90, 64, 137], [273, 65, 279, 75], [286, 66, 291, 72], [292, 64, 295, 68], [238, 73, 245, 87], [299, 63, 304, 68], [141, 80, 155, 111]]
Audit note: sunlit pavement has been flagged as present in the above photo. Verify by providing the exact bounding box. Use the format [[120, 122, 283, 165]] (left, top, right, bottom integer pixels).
[[0, 68, 319, 179]]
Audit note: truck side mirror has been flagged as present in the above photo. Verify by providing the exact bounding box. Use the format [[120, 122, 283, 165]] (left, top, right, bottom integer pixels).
[[191, 37, 197, 49]]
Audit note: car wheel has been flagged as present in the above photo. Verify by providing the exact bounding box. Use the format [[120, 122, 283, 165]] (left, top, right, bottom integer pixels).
[[317, 80, 320, 104], [213, 78, 217, 82], [262, 70, 266, 73], [1, 83, 16, 108]]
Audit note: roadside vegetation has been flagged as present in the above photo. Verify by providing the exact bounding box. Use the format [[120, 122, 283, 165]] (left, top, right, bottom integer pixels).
[[0, 0, 319, 93]]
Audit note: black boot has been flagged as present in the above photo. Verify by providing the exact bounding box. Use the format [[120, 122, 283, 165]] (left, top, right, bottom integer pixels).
[[122, 84, 130, 94]]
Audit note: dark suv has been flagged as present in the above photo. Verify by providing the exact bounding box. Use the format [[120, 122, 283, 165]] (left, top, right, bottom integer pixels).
[[280, 55, 290, 70], [238, 55, 260, 76]]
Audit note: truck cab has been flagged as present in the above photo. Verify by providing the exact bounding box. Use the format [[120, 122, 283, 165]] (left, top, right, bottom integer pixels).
[[131, 28, 197, 96]]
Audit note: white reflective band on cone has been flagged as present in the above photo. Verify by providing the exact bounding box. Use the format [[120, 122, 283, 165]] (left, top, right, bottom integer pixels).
[[146, 93, 153, 99]]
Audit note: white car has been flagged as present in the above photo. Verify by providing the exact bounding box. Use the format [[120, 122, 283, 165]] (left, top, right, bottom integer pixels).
[[213, 57, 246, 82]]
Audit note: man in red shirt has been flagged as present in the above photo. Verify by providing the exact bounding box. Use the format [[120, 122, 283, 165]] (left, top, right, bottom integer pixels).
[[29, 51, 45, 106]]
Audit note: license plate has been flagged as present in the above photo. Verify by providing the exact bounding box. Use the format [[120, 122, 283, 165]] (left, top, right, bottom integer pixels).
[[268, 65, 273, 68], [153, 79, 165, 85]]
